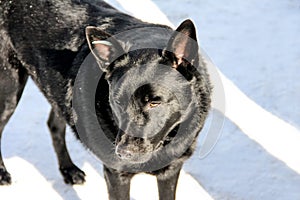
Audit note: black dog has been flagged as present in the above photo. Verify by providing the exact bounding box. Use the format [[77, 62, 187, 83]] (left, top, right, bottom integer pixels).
[[0, 1, 211, 199]]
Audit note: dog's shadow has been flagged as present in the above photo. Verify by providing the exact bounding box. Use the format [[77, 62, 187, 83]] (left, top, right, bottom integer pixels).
[[183, 110, 300, 199], [3, 124, 107, 200], [1, 79, 107, 200]]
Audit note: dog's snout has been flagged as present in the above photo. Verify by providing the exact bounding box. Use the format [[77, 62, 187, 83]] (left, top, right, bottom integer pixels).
[[116, 145, 133, 160], [115, 133, 154, 162]]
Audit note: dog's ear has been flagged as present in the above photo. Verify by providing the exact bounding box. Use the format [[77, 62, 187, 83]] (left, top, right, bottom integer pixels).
[[164, 19, 199, 68], [86, 26, 124, 72]]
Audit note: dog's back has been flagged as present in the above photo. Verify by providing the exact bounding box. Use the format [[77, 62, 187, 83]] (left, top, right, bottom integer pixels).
[[1, 1, 146, 121]]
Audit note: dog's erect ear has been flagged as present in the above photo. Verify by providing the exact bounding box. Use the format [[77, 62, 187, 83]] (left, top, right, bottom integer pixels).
[[164, 19, 199, 68], [86, 26, 124, 72]]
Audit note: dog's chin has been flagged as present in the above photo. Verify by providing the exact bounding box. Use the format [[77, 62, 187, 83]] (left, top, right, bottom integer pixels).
[[116, 152, 153, 164], [131, 154, 152, 164]]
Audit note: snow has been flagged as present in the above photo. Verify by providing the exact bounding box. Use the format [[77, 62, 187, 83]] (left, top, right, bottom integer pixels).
[[1, 0, 300, 199]]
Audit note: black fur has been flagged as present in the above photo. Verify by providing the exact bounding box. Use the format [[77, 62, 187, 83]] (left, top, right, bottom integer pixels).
[[0, 1, 211, 199]]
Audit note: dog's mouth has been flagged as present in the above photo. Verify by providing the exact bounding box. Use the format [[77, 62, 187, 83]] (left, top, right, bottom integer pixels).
[[115, 145, 153, 163], [114, 133, 160, 163], [114, 127, 179, 163]]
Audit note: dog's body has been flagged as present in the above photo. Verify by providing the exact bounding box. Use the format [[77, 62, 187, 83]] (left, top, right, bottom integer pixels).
[[0, 1, 211, 199]]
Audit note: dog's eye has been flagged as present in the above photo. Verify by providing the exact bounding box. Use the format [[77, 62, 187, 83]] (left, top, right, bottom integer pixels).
[[149, 101, 161, 108]]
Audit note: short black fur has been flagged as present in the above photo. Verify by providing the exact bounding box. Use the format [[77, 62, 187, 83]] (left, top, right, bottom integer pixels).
[[0, 1, 211, 199]]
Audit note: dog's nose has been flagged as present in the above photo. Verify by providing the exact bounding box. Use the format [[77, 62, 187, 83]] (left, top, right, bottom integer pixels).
[[116, 145, 133, 160]]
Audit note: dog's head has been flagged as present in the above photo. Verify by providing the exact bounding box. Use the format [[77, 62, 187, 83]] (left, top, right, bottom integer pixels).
[[86, 20, 201, 163]]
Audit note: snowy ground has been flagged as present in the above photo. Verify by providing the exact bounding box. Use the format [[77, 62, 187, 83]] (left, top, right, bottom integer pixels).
[[1, 0, 300, 199]]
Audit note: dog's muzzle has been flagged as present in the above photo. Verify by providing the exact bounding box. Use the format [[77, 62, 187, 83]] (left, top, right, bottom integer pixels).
[[115, 133, 153, 163]]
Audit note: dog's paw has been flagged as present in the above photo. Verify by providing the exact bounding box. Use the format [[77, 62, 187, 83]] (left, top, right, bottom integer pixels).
[[60, 165, 86, 185], [0, 168, 11, 185]]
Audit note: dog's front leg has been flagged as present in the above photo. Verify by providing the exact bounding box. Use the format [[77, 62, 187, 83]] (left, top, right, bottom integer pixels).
[[47, 108, 85, 184], [103, 165, 134, 200], [156, 165, 182, 200]]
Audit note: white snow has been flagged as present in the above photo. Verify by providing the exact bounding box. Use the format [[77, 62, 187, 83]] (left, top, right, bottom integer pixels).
[[1, 0, 300, 199]]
